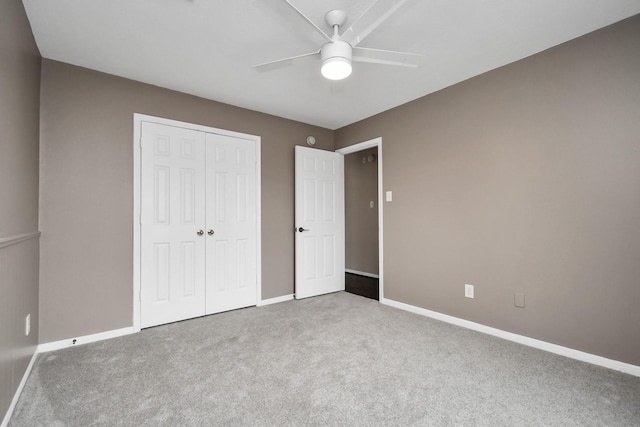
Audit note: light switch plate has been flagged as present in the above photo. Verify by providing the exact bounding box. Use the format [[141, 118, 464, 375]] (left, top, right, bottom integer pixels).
[[465, 284, 474, 299], [386, 191, 392, 202]]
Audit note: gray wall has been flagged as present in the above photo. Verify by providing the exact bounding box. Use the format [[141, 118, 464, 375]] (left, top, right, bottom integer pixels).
[[39, 60, 333, 343], [0, 0, 41, 421], [345, 148, 379, 275], [336, 14, 640, 366]]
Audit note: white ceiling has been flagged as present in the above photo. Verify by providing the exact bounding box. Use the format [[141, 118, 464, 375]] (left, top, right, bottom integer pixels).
[[22, 0, 640, 130]]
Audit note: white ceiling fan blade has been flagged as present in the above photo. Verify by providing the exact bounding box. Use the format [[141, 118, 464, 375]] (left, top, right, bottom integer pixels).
[[352, 46, 421, 67], [252, 50, 320, 72], [341, 0, 410, 47], [284, 0, 332, 43]]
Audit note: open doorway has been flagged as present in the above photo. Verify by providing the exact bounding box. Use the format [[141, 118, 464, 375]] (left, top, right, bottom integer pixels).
[[336, 138, 383, 301]]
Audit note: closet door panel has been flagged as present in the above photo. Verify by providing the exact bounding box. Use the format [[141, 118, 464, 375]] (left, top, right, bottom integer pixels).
[[205, 134, 257, 314], [140, 122, 206, 328]]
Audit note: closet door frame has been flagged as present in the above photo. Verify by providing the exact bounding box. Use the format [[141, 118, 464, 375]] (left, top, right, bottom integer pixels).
[[133, 113, 261, 332]]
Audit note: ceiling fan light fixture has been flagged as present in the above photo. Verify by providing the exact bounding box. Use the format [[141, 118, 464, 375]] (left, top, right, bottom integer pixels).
[[253, 6, 423, 84], [321, 40, 352, 80], [321, 57, 352, 80]]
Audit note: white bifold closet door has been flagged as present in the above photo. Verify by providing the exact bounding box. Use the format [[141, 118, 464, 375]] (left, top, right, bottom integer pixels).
[[140, 122, 257, 328]]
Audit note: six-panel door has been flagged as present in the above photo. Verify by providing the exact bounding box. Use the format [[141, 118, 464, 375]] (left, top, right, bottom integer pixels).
[[294, 146, 345, 299], [205, 133, 257, 314], [140, 122, 257, 328], [141, 122, 207, 327]]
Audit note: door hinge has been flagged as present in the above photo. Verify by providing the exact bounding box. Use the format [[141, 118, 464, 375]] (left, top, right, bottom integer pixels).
[[139, 214, 142, 225]]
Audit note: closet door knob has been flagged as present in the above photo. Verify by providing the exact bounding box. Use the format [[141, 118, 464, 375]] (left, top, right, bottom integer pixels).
[[197, 229, 204, 236], [208, 229, 214, 236]]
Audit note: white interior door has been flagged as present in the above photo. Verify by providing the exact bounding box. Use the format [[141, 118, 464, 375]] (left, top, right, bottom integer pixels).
[[140, 120, 258, 328], [205, 133, 257, 313], [140, 122, 207, 328], [295, 146, 345, 299]]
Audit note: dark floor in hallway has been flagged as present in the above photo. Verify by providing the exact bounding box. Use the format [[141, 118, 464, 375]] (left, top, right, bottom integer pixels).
[[345, 272, 379, 300]]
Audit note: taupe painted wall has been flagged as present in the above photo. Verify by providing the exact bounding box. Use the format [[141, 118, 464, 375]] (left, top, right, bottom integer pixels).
[[345, 148, 379, 275], [39, 60, 333, 343], [336, 15, 640, 365], [0, 0, 41, 420], [0, 1, 40, 236]]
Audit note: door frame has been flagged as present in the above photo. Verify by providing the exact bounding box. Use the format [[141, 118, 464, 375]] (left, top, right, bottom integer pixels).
[[336, 137, 384, 300], [132, 113, 262, 331]]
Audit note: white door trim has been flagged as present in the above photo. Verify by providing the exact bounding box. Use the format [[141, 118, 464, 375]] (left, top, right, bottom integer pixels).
[[133, 113, 261, 331], [336, 137, 383, 300]]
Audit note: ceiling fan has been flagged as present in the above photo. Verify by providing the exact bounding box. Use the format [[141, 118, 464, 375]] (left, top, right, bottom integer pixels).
[[253, 0, 421, 80]]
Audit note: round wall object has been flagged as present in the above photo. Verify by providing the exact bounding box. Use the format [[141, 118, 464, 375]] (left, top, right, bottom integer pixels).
[[306, 136, 316, 146]]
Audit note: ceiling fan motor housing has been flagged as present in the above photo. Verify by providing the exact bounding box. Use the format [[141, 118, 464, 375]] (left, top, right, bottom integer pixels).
[[320, 40, 353, 79], [321, 40, 352, 63]]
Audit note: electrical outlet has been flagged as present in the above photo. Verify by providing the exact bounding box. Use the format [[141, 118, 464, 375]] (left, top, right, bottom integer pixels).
[[465, 284, 474, 299], [370, 200, 375, 208], [514, 293, 525, 308], [25, 314, 31, 336]]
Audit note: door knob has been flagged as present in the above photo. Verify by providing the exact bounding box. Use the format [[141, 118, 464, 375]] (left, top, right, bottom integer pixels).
[[208, 229, 214, 236], [197, 229, 204, 236], [298, 227, 310, 232]]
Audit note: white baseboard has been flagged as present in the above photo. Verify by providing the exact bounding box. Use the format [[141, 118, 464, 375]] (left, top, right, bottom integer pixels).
[[381, 297, 640, 377], [345, 269, 379, 279], [257, 294, 294, 307], [1, 349, 38, 427], [38, 326, 138, 353]]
